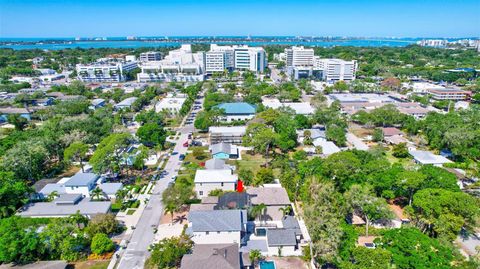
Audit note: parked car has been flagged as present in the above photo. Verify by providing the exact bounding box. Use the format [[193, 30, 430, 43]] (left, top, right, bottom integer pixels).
[[179, 154, 186, 161], [183, 141, 189, 147], [172, 151, 178, 155]]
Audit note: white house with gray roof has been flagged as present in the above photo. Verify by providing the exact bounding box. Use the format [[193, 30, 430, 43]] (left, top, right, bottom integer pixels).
[[17, 194, 111, 218], [187, 210, 247, 245], [64, 172, 99, 197], [194, 169, 238, 198], [409, 150, 452, 166]]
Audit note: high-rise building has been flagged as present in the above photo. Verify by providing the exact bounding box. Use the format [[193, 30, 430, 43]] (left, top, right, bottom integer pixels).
[[205, 44, 235, 74], [285, 46, 314, 67], [205, 44, 266, 74], [234, 46, 266, 72], [140, 51, 163, 62]]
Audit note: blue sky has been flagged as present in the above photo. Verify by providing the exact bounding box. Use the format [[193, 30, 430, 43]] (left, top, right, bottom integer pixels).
[[0, 0, 479, 38]]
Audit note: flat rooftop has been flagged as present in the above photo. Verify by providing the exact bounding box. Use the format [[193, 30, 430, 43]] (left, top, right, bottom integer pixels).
[[329, 93, 396, 103]]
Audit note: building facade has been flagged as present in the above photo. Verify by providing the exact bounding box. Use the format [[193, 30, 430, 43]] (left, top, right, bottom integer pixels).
[[137, 44, 205, 82], [285, 46, 315, 67], [205, 44, 266, 74], [139, 51, 163, 62], [314, 58, 357, 82], [76, 60, 138, 83]]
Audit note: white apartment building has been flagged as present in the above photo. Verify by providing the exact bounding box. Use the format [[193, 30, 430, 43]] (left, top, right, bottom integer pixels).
[[140, 51, 162, 62], [417, 39, 448, 47], [285, 46, 315, 67], [137, 44, 205, 82], [314, 57, 357, 82], [205, 44, 266, 74], [76, 60, 138, 83]]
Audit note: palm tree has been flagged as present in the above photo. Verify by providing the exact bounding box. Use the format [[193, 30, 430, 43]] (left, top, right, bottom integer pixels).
[[251, 203, 267, 224], [115, 188, 127, 202], [0, 205, 16, 218], [47, 191, 59, 201], [165, 203, 177, 225], [249, 249, 263, 267], [279, 205, 292, 217], [91, 187, 104, 201]]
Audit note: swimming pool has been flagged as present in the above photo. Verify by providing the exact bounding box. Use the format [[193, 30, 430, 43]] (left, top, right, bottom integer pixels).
[[259, 261, 276, 269]]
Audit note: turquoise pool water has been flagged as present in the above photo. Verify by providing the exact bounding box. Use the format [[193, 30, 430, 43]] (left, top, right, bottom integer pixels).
[[259, 261, 276, 269]]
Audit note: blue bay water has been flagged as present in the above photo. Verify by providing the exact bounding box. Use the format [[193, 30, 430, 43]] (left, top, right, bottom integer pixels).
[[0, 37, 422, 50]]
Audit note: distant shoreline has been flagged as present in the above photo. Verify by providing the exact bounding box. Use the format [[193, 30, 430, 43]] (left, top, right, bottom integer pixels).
[[1, 36, 477, 50]]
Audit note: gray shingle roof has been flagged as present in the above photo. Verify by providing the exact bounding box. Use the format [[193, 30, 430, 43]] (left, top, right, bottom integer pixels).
[[282, 216, 302, 236], [267, 229, 297, 246], [54, 194, 82, 204], [247, 186, 290, 205], [205, 158, 228, 170], [99, 183, 123, 194], [64, 173, 98, 187], [181, 243, 240, 269], [210, 142, 231, 155], [39, 183, 66, 195], [188, 210, 247, 232]]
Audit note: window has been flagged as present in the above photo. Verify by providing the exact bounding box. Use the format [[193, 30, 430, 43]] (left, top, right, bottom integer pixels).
[[217, 231, 221, 234], [206, 231, 209, 235], [199, 191, 203, 196], [221, 183, 224, 187]]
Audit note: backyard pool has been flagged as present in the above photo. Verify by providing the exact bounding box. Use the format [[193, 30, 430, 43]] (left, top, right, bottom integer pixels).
[[259, 261, 276, 269]]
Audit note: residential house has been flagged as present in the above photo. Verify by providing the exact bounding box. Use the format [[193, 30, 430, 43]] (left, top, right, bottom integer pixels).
[[17, 193, 111, 218], [382, 127, 404, 137], [0, 107, 32, 123], [210, 142, 239, 159], [247, 184, 291, 225], [266, 229, 299, 256], [214, 102, 256, 122], [262, 98, 314, 115], [187, 210, 247, 245], [114, 97, 138, 110], [90, 98, 106, 110], [64, 172, 99, 197], [209, 126, 247, 145], [180, 243, 242, 269], [205, 158, 231, 170], [155, 96, 187, 114], [409, 150, 452, 166], [385, 135, 409, 145], [99, 183, 123, 200], [312, 139, 341, 156], [194, 169, 238, 198]]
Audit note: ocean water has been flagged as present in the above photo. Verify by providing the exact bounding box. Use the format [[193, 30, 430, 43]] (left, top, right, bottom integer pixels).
[[0, 36, 422, 50]]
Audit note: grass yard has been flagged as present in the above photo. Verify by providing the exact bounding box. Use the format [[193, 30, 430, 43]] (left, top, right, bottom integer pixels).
[[385, 149, 415, 169], [70, 260, 110, 269], [126, 209, 136, 215], [227, 151, 267, 175]]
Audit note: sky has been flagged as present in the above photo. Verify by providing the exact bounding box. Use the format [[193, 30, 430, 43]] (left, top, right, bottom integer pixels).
[[0, 0, 479, 38]]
